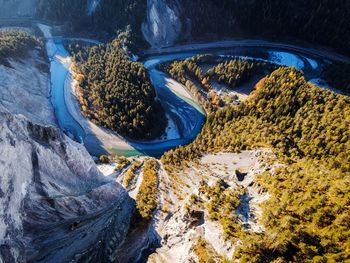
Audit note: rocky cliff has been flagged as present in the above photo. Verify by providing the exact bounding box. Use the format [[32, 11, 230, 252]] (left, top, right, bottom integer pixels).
[[0, 105, 135, 262], [142, 0, 350, 54], [142, 0, 182, 47], [0, 50, 55, 126]]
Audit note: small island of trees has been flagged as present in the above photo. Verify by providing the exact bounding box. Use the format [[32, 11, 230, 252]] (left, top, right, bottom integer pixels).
[[70, 37, 167, 140]]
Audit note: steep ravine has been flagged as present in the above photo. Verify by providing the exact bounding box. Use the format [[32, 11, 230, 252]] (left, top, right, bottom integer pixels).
[[1, 3, 349, 260]]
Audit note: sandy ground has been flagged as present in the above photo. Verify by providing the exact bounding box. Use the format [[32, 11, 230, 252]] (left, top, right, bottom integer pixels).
[[128, 169, 144, 200], [201, 151, 260, 177], [160, 75, 205, 117], [211, 73, 265, 103], [164, 76, 194, 101], [211, 80, 247, 102]]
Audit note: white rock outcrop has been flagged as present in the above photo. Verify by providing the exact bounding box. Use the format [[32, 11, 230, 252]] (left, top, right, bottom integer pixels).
[[0, 51, 56, 126], [142, 0, 182, 47]]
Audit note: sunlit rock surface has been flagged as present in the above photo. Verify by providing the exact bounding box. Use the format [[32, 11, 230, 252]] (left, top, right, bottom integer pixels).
[[0, 107, 135, 262], [0, 51, 55, 127]]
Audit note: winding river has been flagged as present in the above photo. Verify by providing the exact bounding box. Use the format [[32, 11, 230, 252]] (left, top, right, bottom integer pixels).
[[40, 24, 345, 157]]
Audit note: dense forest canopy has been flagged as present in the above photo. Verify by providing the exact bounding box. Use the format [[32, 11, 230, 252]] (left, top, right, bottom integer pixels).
[[207, 59, 275, 89], [182, 0, 350, 56], [162, 67, 350, 261], [235, 159, 350, 262], [70, 37, 166, 139]]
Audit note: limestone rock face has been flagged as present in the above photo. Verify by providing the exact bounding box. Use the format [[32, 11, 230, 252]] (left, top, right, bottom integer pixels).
[[0, 107, 135, 262], [0, 51, 55, 127], [142, 0, 182, 47]]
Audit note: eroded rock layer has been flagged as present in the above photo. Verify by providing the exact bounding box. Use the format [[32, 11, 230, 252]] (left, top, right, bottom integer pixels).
[[0, 108, 134, 262]]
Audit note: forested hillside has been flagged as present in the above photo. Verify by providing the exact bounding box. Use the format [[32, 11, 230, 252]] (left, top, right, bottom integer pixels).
[[163, 67, 350, 168], [235, 159, 349, 262], [0, 30, 42, 65], [36, 0, 350, 55], [162, 67, 350, 261], [37, 0, 146, 41], [71, 37, 166, 139], [182, 0, 350, 56]]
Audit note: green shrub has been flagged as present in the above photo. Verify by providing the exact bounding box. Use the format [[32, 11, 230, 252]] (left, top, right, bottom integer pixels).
[[136, 159, 158, 220], [99, 155, 109, 164]]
